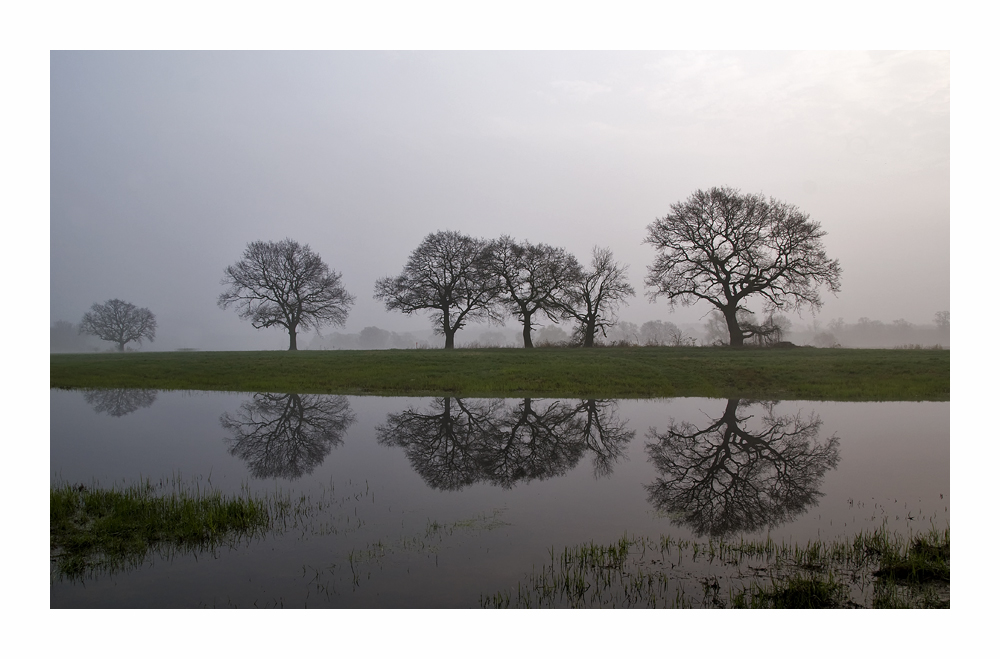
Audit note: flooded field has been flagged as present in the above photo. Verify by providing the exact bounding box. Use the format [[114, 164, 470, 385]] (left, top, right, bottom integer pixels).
[[50, 389, 949, 608]]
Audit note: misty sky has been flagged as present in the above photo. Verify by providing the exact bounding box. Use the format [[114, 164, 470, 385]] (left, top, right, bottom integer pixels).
[[50, 51, 949, 350]]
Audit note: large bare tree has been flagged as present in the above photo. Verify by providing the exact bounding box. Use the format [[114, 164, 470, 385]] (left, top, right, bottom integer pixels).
[[79, 299, 157, 351], [219, 239, 354, 350], [374, 231, 500, 349], [644, 187, 841, 346], [488, 236, 582, 348], [563, 246, 635, 348], [645, 399, 840, 537]]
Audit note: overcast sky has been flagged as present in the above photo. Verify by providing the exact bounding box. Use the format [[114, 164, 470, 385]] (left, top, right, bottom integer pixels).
[[50, 50, 949, 350]]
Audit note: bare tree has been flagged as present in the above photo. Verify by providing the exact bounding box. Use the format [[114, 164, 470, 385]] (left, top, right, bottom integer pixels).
[[374, 231, 501, 349], [640, 319, 681, 346], [377, 397, 633, 490], [488, 236, 582, 348], [79, 299, 157, 351], [82, 388, 158, 417], [563, 247, 635, 348], [934, 310, 950, 334], [221, 393, 355, 480], [219, 239, 354, 350], [644, 187, 841, 346], [645, 399, 840, 537]]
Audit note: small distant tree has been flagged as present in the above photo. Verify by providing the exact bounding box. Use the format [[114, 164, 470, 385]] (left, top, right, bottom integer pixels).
[[79, 299, 157, 352], [563, 247, 635, 348], [536, 324, 570, 345], [934, 311, 950, 333], [374, 231, 501, 349], [640, 320, 678, 346], [358, 326, 391, 350], [219, 239, 355, 350], [644, 187, 841, 346], [604, 321, 640, 345]]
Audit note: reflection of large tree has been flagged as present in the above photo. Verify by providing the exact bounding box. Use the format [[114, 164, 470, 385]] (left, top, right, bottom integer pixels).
[[645, 399, 839, 538], [376, 398, 504, 490], [221, 393, 355, 480], [377, 397, 634, 490], [82, 388, 157, 417], [480, 398, 586, 486]]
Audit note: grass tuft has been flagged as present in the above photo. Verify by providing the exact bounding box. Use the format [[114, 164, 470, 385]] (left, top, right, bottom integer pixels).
[[482, 526, 949, 608], [50, 478, 280, 580]]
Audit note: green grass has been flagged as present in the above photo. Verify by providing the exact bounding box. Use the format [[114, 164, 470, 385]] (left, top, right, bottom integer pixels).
[[481, 527, 949, 609], [50, 346, 949, 401], [50, 478, 283, 580]]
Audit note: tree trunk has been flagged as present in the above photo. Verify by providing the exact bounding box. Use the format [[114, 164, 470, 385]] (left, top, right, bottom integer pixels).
[[117, 341, 126, 352], [442, 308, 455, 349], [723, 308, 744, 347], [522, 316, 534, 348], [582, 320, 596, 347], [288, 327, 298, 351]]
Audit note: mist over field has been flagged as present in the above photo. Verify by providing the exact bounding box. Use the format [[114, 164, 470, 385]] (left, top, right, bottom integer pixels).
[[50, 51, 948, 352]]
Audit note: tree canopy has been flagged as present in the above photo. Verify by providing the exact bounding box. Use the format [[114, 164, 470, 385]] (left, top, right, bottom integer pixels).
[[374, 231, 501, 349], [488, 236, 582, 348], [219, 239, 354, 350], [563, 246, 635, 348], [644, 187, 841, 346], [79, 299, 157, 351]]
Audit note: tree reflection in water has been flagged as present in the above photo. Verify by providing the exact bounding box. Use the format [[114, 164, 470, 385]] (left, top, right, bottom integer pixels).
[[645, 399, 840, 538], [82, 388, 158, 417], [377, 397, 634, 490], [221, 393, 356, 480]]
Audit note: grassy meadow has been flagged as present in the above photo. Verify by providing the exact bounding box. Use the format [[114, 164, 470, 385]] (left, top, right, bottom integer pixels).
[[50, 346, 949, 401]]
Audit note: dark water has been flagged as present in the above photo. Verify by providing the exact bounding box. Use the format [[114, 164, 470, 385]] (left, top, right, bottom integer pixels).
[[50, 389, 949, 608]]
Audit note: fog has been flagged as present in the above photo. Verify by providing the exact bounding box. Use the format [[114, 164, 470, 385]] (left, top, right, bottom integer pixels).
[[50, 51, 949, 351]]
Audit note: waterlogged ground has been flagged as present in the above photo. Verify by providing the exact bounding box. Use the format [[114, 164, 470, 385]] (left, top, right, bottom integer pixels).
[[49, 390, 949, 608]]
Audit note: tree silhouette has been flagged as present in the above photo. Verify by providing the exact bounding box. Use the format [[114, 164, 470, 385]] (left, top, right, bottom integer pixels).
[[219, 239, 354, 350], [221, 393, 355, 479], [487, 236, 581, 348], [569, 398, 635, 478], [479, 398, 586, 486], [645, 399, 840, 537], [376, 397, 505, 490], [82, 388, 158, 417], [374, 231, 501, 349], [644, 187, 841, 346], [563, 247, 635, 348], [377, 397, 633, 490], [79, 299, 156, 351]]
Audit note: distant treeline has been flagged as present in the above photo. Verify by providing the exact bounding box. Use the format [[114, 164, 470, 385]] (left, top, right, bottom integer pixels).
[[298, 313, 949, 351], [50, 312, 950, 353], [50, 320, 101, 353], [787, 314, 950, 349]]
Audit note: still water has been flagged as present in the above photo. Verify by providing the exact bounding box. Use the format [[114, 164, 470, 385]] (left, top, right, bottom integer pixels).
[[50, 389, 949, 608]]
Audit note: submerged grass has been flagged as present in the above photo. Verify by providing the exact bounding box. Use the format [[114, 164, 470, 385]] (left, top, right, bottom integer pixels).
[[481, 526, 949, 609], [50, 478, 284, 581], [50, 346, 949, 401]]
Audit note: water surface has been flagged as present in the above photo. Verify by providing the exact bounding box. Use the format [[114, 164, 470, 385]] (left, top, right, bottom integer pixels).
[[50, 390, 949, 608]]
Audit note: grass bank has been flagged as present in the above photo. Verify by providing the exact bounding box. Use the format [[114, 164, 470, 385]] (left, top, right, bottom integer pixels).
[[50, 346, 948, 401]]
